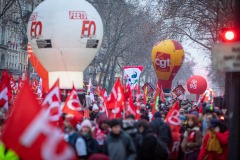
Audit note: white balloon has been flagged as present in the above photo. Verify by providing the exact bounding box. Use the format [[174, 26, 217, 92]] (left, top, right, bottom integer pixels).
[[27, 0, 103, 89]]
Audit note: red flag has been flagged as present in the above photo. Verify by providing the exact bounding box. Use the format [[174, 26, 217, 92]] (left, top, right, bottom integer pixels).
[[0, 77, 8, 108], [98, 86, 109, 116], [125, 88, 136, 117], [42, 80, 61, 122], [62, 87, 83, 121], [2, 82, 77, 160], [166, 101, 181, 132], [160, 85, 165, 102], [9, 74, 17, 94], [152, 83, 160, 115], [107, 78, 125, 119], [32, 77, 38, 93]]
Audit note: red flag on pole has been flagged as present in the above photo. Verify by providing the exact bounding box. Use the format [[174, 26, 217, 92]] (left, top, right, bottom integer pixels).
[[2, 82, 77, 160], [106, 78, 125, 119], [160, 85, 166, 103], [62, 87, 83, 121], [152, 83, 160, 115], [32, 77, 39, 93], [166, 101, 181, 132], [98, 86, 109, 116], [0, 76, 8, 109], [41, 80, 61, 123]]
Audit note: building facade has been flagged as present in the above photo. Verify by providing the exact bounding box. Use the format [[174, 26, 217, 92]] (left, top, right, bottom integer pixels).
[[0, 0, 43, 79]]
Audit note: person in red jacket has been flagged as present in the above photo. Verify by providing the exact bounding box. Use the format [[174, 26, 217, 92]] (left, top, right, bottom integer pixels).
[[198, 118, 229, 160]]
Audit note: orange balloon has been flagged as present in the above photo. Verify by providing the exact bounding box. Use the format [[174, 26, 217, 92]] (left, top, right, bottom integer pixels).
[[28, 43, 49, 92], [152, 40, 184, 91]]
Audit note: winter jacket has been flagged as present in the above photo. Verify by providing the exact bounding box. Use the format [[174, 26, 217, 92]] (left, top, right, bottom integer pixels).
[[104, 131, 137, 160], [150, 118, 172, 146], [181, 127, 202, 153], [82, 134, 99, 158], [198, 130, 229, 160], [138, 129, 161, 160], [67, 131, 87, 158]]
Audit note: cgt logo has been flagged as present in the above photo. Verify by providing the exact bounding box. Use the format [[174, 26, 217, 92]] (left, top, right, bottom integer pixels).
[[155, 52, 171, 72]]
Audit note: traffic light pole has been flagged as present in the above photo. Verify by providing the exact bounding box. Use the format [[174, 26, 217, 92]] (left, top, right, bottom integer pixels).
[[228, 0, 240, 159]]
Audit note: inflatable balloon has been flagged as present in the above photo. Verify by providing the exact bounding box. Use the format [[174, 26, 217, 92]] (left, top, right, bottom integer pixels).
[[28, 43, 49, 92], [187, 75, 207, 94], [27, 0, 103, 89], [152, 40, 184, 92]]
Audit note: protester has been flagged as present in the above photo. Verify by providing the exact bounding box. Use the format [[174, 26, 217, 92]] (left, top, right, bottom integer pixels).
[[201, 104, 215, 136], [90, 104, 100, 121], [181, 115, 202, 160], [138, 119, 169, 160], [122, 118, 142, 152], [79, 119, 99, 159], [198, 118, 229, 160], [104, 119, 137, 160], [94, 113, 110, 152], [63, 115, 87, 159], [150, 111, 172, 147]]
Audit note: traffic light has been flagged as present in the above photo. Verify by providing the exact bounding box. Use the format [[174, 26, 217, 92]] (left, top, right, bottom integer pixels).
[[221, 28, 238, 42]]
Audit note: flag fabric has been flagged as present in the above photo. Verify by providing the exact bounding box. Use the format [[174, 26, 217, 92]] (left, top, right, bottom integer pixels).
[[166, 101, 181, 132], [172, 85, 185, 97], [107, 78, 125, 119], [123, 66, 144, 90], [197, 93, 206, 114], [37, 78, 42, 98], [87, 78, 95, 102], [152, 83, 160, 115], [62, 87, 83, 121], [32, 77, 38, 93], [9, 74, 17, 94], [1, 82, 77, 160], [0, 77, 8, 109], [127, 91, 136, 117], [41, 80, 61, 122], [98, 87, 109, 116], [125, 84, 136, 117], [0, 71, 12, 108], [160, 85, 166, 102]]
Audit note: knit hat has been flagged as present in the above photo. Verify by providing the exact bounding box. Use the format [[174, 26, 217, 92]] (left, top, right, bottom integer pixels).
[[110, 119, 122, 128], [154, 111, 162, 119], [81, 119, 92, 128], [92, 104, 99, 111], [190, 111, 199, 118], [180, 115, 187, 121], [210, 118, 222, 128]]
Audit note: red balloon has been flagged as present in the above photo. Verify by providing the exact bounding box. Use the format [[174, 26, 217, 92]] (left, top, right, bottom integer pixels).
[[187, 75, 207, 94]]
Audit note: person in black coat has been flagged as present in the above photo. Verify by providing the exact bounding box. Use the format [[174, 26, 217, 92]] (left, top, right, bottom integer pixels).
[[150, 112, 172, 147], [137, 120, 159, 160]]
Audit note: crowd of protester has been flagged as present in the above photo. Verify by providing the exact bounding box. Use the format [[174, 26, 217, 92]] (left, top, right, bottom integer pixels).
[[54, 97, 229, 160], [0, 87, 229, 160]]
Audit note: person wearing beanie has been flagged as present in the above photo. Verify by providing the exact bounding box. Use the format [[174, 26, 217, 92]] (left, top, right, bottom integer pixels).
[[63, 115, 87, 159], [181, 115, 202, 160], [94, 113, 110, 153], [80, 119, 99, 159], [150, 111, 172, 147], [104, 119, 137, 160], [198, 118, 229, 160], [90, 104, 100, 121]]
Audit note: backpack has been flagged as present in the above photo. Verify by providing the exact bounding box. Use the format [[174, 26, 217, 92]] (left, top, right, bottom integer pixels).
[[147, 133, 170, 160], [154, 119, 172, 146]]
